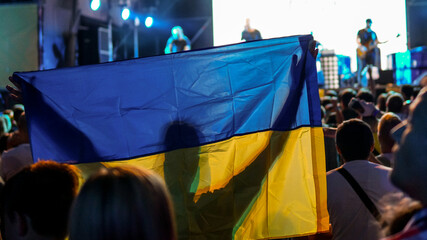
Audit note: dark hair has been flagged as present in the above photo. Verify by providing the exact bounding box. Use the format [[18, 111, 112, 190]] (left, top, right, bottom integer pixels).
[[387, 94, 404, 113], [401, 84, 413, 101], [326, 112, 337, 127], [357, 89, 374, 103], [377, 93, 388, 112], [321, 97, 331, 107], [70, 166, 176, 240], [336, 119, 374, 161], [1, 161, 80, 239], [339, 88, 356, 109], [366, 18, 372, 23], [342, 108, 360, 120], [325, 90, 338, 97]]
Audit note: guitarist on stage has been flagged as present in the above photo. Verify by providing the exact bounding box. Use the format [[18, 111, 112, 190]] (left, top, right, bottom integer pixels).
[[357, 18, 379, 90]]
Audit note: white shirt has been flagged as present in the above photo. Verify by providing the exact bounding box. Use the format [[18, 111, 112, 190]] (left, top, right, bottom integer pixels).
[[327, 160, 400, 240], [0, 143, 33, 181]]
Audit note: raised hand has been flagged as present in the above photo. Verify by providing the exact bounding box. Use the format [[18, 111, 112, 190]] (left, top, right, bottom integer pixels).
[[6, 76, 23, 103]]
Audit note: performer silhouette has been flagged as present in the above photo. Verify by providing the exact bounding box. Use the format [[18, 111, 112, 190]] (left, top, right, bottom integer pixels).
[[165, 26, 191, 54], [356, 18, 380, 89], [241, 18, 262, 42]]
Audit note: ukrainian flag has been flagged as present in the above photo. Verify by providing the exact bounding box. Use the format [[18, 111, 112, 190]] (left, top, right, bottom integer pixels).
[[15, 35, 328, 239]]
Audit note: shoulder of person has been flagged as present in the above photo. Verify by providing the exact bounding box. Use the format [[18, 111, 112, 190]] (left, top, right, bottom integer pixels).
[[370, 161, 392, 171], [2, 143, 30, 156], [326, 167, 342, 177]]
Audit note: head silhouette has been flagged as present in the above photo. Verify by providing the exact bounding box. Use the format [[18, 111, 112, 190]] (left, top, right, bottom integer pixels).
[[69, 166, 176, 240]]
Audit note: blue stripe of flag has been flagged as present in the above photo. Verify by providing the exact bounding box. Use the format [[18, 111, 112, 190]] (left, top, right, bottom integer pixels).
[[15, 35, 321, 163]]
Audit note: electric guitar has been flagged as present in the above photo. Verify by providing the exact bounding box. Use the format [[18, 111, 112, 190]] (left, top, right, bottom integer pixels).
[[357, 40, 379, 59], [356, 35, 395, 60]]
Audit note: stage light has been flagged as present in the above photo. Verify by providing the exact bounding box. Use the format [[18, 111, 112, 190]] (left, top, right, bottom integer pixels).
[[90, 0, 100, 11], [145, 17, 153, 28], [121, 7, 130, 20], [135, 17, 140, 26]]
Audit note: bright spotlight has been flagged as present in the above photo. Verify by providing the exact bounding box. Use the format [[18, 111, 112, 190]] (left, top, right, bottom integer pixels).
[[90, 0, 100, 11], [145, 17, 153, 28], [121, 7, 130, 20]]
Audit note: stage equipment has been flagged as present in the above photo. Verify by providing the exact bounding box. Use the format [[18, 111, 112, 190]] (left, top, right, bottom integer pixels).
[[387, 46, 427, 85]]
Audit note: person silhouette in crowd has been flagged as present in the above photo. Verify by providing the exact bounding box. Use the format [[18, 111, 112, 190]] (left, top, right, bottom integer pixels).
[[0, 112, 33, 181], [69, 165, 177, 240], [327, 119, 400, 240], [1, 161, 80, 240], [376, 113, 401, 167], [383, 87, 427, 239]]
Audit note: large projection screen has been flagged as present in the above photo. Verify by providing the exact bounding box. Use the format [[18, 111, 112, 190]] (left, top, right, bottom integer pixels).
[[213, 0, 407, 72], [0, 3, 38, 88]]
